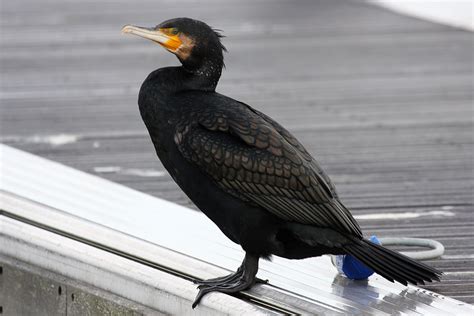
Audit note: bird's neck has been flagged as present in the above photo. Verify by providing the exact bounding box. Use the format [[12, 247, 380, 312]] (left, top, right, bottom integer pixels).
[[143, 60, 222, 96], [181, 58, 223, 92]]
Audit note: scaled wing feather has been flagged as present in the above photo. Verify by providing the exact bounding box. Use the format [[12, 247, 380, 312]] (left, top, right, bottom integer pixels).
[[175, 103, 362, 237]]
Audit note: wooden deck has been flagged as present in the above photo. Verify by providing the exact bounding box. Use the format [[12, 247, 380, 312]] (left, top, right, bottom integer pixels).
[[1, 0, 473, 304]]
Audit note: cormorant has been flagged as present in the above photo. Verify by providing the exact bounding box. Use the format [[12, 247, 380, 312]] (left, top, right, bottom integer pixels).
[[122, 18, 441, 308]]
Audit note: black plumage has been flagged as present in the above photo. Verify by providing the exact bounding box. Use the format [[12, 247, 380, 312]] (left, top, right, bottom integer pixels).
[[122, 17, 441, 308]]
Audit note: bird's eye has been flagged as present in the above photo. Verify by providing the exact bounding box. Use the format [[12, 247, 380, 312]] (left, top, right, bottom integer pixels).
[[169, 27, 179, 35]]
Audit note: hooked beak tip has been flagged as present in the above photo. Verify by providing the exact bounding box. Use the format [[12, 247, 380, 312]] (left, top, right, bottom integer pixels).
[[121, 25, 134, 35]]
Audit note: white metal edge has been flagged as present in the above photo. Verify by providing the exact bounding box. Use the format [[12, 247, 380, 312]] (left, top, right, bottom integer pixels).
[[0, 190, 320, 315], [0, 215, 277, 316], [0, 190, 230, 281], [1, 144, 472, 315]]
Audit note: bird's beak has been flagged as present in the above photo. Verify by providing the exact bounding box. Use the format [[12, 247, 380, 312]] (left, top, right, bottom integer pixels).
[[121, 25, 182, 52]]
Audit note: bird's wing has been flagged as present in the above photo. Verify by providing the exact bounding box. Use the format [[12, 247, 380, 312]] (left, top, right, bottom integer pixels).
[[175, 103, 362, 237], [243, 104, 339, 199]]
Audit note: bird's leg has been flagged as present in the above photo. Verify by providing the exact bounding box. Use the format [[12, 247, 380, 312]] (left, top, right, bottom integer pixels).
[[192, 253, 259, 308]]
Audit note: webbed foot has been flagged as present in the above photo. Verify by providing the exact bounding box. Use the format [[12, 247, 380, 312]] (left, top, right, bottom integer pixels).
[[192, 253, 260, 308]]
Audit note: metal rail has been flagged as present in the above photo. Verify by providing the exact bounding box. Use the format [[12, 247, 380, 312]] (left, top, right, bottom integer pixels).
[[1, 144, 473, 315], [1, 208, 298, 315]]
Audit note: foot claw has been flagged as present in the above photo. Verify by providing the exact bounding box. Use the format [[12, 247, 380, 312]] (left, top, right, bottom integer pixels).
[[192, 286, 213, 309], [256, 278, 269, 284], [197, 284, 208, 290]]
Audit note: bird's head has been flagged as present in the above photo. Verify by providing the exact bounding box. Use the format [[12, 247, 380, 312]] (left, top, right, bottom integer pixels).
[[122, 18, 226, 73]]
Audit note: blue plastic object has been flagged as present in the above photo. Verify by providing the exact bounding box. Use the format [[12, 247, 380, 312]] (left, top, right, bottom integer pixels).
[[333, 235, 381, 280]]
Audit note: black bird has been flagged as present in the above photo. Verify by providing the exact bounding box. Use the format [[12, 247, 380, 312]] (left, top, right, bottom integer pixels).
[[122, 18, 442, 308]]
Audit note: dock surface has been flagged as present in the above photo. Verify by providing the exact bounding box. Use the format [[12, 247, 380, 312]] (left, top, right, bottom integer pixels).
[[1, 0, 473, 304]]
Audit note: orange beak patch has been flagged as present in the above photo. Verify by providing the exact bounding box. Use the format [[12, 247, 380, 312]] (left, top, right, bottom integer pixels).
[[156, 28, 182, 51], [121, 25, 182, 53]]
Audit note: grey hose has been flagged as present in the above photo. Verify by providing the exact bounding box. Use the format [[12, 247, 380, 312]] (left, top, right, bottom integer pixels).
[[378, 237, 445, 260]]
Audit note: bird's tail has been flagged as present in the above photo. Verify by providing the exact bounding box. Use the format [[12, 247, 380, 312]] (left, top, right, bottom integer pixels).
[[343, 238, 442, 285]]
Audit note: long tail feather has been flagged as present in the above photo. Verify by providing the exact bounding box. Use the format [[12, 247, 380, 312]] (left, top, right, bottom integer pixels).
[[343, 239, 442, 285]]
